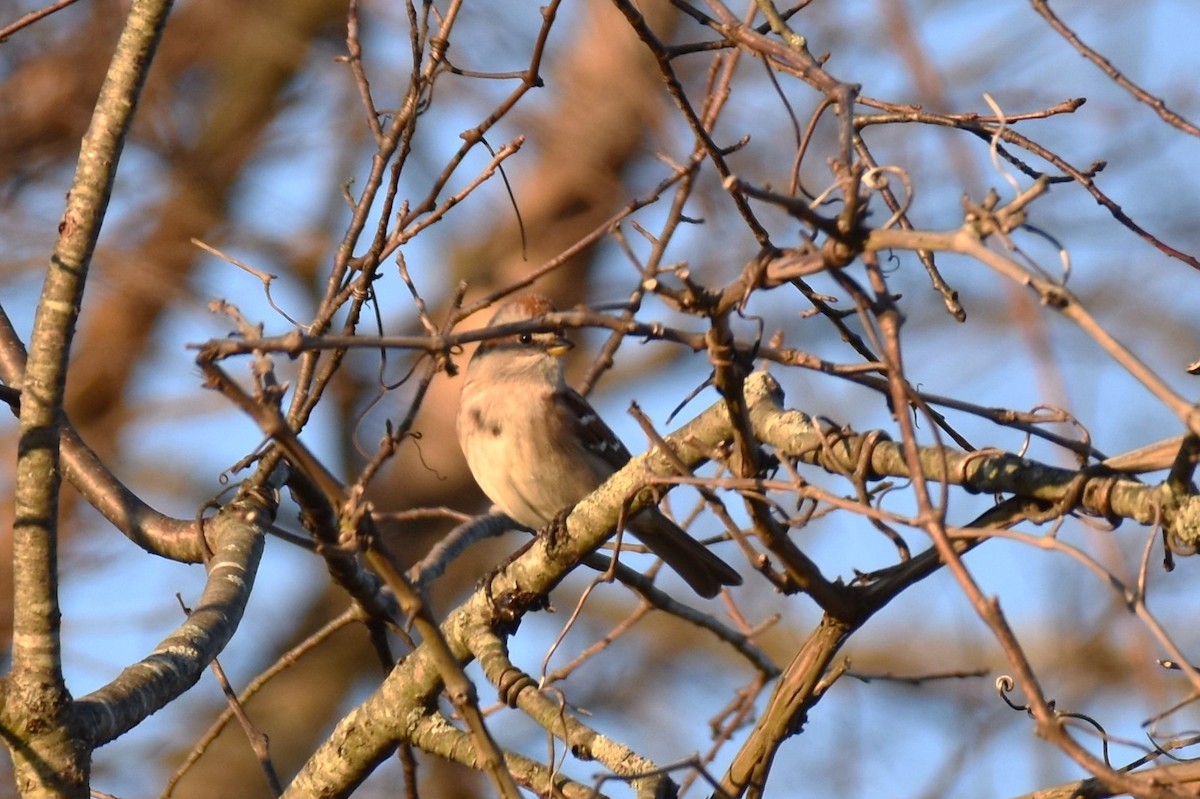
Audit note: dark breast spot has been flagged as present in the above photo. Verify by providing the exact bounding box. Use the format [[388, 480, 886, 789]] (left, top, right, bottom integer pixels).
[[471, 408, 503, 437]]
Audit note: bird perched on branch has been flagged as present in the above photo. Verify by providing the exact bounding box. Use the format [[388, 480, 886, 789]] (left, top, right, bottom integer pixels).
[[457, 294, 742, 598]]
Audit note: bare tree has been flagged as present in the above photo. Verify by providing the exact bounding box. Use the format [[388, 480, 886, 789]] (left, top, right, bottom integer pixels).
[[2, 0, 1200, 797]]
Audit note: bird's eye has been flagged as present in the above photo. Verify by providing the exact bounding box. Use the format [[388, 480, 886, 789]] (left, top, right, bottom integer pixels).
[[518, 332, 534, 345]]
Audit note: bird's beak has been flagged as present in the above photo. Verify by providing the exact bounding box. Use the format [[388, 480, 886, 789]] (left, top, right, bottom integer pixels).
[[546, 336, 574, 357]]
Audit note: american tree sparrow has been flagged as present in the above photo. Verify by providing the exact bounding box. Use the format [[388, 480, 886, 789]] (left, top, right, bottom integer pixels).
[[456, 294, 742, 598]]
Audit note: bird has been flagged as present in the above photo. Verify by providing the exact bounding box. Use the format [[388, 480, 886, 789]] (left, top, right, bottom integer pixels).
[[456, 293, 742, 598]]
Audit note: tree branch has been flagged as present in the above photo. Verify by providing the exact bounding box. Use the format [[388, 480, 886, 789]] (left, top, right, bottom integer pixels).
[[1, 0, 175, 792]]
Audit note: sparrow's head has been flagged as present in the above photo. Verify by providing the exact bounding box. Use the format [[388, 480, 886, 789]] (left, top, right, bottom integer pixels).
[[480, 293, 574, 357], [465, 294, 574, 385]]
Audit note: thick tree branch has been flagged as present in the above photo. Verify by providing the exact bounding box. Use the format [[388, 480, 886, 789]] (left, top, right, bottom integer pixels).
[[73, 493, 270, 746], [0, 307, 201, 563], [1, 0, 174, 793]]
